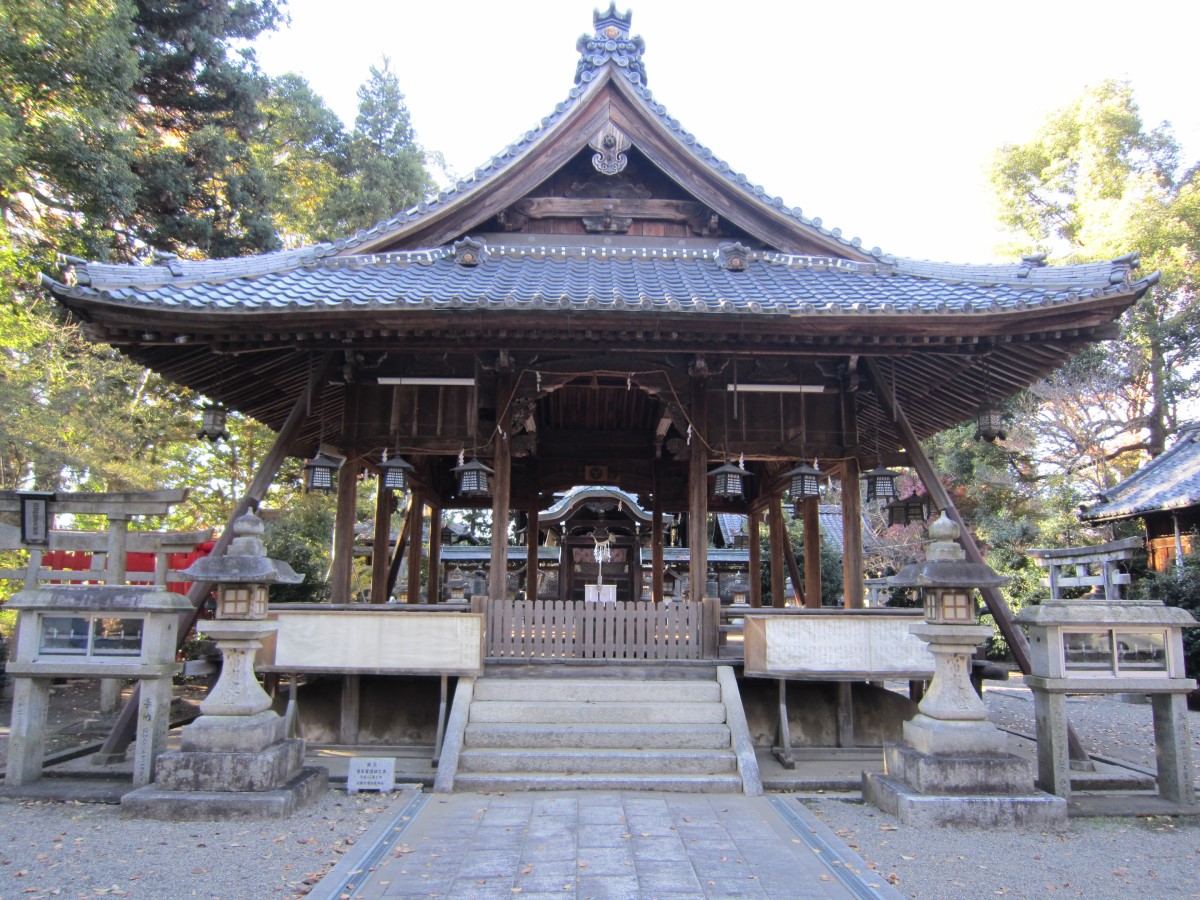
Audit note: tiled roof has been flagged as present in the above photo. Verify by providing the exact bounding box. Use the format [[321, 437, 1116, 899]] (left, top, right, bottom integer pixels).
[[314, 8, 884, 260], [50, 244, 1150, 319], [1081, 425, 1200, 522]]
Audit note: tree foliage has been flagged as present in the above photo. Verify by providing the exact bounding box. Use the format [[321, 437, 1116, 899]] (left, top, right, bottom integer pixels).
[[322, 59, 433, 237], [0, 3, 434, 549], [991, 80, 1200, 466]]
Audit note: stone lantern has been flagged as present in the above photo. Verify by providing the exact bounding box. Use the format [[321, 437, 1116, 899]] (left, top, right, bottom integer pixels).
[[446, 567, 468, 602], [728, 572, 751, 608], [121, 512, 326, 819], [1015, 581, 1198, 808], [862, 512, 1066, 826]]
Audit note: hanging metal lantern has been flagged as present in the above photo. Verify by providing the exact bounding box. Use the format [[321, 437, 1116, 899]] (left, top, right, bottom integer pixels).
[[197, 403, 230, 442], [861, 463, 901, 502], [786, 460, 825, 501], [974, 357, 1007, 443], [974, 402, 1007, 443], [886, 491, 930, 528], [452, 457, 494, 497], [304, 451, 343, 493], [377, 450, 414, 493], [709, 461, 751, 500]]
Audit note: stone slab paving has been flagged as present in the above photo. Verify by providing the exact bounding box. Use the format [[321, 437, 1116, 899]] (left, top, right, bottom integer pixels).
[[319, 791, 901, 900]]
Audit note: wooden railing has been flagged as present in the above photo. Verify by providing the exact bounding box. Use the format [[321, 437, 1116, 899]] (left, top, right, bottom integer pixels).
[[479, 597, 719, 660]]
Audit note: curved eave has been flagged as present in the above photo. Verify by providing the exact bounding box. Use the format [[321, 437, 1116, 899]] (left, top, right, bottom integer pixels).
[[340, 68, 876, 260]]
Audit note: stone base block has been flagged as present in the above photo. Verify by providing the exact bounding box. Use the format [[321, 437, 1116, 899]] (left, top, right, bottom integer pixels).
[[181, 710, 285, 753], [862, 771, 1066, 829], [152, 739, 304, 792], [120, 766, 326, 821], [884, 743, 1035, 795], [903, 714, 1008, 755]]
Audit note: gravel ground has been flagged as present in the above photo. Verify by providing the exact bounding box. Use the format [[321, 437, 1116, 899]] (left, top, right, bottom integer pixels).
[[0, 791, 392, 900], [800, 683, 1200, 899], [804, 797, 1200, 899], [0, 680, 1197, 899]]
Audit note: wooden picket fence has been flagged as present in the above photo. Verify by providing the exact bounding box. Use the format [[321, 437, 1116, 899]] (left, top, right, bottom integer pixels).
[[480, 597, 719, 660]]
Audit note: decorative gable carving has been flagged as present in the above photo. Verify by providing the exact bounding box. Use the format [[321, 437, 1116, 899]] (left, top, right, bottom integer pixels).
[[589, 122, 632, 176]]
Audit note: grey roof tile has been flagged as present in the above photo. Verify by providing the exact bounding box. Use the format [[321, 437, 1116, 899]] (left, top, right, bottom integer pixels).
[[50, 245, 1153, 318], [1081, 425, 1200, 522]]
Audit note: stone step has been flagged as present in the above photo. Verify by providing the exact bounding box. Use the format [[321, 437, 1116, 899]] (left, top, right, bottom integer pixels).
[[463, 721, 733, 750], [452, 772, 744, 793], [472, 678, 721, 703], [457, 747, 737, 775], [468, 700, 727, 725]]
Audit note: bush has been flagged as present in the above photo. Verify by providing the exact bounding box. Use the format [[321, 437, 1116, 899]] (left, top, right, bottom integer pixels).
[[1133, 551, 1200, 682]]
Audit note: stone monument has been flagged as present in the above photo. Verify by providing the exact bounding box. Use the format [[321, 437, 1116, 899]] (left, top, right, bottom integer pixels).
[[862, 513, 1067, 827], [121, 512, 326, 819]]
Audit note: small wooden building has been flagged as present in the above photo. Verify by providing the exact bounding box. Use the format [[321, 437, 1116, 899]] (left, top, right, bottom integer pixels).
[[43, 8, 1155, 671], [1082, 424, 1200, 570]]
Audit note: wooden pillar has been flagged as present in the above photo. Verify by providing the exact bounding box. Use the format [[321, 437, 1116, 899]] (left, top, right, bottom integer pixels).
[[385, 494, 413, 599], [768, 498, 786, 608], [489, 374, 514, 601], [330, 458, 359, 604], [841, 458, 865, 608], [748, 509, 762, 608], [406, 490, 424, 604], [803, 497, 822, 609], [783, 536, 805, 605], [428, 506, 442, 603], [688, 373, 709, 600], [370, 485, 394, 604], [525, 495, 540, 601], [652, 463, 665, 603]]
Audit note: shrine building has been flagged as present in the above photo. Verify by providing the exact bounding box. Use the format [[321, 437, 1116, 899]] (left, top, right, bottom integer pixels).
[[40, 7, 1156, 786]]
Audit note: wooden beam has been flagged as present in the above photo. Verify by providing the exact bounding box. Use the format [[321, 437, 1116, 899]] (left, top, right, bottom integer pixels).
[[803, 496, 822, 609], [329, 459, 358, 604], [783, 531, 805, 606], [370, 485, 394, 604], [864, 357, 1090, 762], [489, 372, 514, 600], [688, 373, 709, 600], [525, 494, 539, 601], [428, 505, 442, 603], [768, 499, 786, 608], [841, 457, 865, 608], [386, 493, 413, 599], [652, 462, 665, 603], [407, 490, 424, 604], [748, 509, 762, 608]]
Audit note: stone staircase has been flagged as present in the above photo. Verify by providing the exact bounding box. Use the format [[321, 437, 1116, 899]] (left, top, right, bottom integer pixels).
[[450, 666, 751, 793]]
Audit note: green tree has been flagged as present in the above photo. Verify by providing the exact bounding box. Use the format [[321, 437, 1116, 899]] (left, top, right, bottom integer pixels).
[[323, 58, 433, 235], [991, 80, 1200, 465], [252, 73, 348, 246]]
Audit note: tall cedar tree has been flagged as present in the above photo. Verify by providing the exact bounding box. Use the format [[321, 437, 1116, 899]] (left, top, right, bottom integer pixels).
[[322, 58, 433, 237]]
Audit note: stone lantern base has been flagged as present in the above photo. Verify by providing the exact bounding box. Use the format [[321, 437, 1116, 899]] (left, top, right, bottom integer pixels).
[[863, 743, 1067, 828], [121, 710, 327, 820]]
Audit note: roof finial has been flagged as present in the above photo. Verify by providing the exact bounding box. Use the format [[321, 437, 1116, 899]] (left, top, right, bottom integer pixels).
[[576, 5, 646, 87]]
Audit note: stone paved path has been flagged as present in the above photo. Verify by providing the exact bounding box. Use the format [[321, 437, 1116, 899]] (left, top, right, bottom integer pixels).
[[322, 791, 899, 900]]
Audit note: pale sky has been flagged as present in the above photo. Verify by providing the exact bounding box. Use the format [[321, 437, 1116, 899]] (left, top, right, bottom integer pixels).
[[255, 0, 1200, 264]]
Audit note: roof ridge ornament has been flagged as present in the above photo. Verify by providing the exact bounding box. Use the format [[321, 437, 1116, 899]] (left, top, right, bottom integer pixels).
[[451, 237, 485, 267], [576, 5, 646, 86], [716, 242, 752, 272]]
